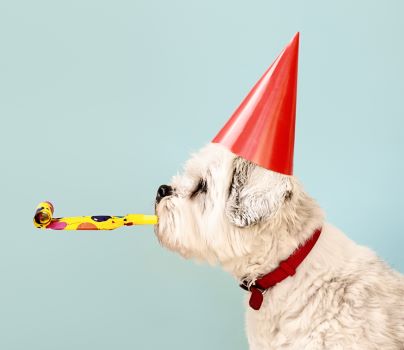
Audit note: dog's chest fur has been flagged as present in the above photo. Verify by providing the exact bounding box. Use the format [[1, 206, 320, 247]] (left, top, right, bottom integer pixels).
[[244, 224, 404, 350]]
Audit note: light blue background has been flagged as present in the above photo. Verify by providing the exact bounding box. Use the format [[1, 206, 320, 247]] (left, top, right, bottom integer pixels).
[[1, 1, 403, 349]]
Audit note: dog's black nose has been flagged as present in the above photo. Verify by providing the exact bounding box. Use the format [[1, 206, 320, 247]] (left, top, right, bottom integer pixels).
[[156, 184, 173, 203]]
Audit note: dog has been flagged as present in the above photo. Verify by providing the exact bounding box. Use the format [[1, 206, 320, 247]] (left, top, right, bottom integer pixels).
[[154, 142, 404, 350]]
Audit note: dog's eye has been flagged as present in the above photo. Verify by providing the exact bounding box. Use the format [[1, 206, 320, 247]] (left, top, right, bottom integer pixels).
[[190, 179, 207, 198]]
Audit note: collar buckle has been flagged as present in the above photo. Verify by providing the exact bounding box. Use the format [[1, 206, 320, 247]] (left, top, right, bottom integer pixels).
[[239, 279, 250, 291], [239, 279, 267, 294]]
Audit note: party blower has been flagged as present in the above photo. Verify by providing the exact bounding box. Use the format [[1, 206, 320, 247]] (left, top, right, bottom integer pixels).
[[33, 201, 158, 230]]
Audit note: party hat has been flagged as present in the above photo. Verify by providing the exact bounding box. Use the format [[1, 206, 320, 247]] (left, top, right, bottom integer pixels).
[[213, 32, 300, 175]]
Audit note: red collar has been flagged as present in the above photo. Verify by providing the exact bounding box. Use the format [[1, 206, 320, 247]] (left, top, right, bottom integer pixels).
[[240, 227, 322, 311]]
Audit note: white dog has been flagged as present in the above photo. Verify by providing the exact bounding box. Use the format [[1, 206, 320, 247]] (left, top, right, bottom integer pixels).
[[154, 142, 404, 350]]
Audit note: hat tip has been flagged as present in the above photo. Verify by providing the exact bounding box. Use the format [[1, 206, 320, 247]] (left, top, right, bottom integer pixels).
[[286, 32, 299, 50]]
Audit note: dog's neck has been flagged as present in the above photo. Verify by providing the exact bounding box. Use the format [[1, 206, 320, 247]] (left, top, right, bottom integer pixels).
[[223, 192, 325, 283]]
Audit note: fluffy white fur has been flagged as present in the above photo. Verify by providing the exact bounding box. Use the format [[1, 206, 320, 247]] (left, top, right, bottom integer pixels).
[[155, 143, 404, 349]]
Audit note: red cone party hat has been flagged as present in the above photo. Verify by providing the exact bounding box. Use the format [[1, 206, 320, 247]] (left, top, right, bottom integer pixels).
[[212, 32, 299, 175]]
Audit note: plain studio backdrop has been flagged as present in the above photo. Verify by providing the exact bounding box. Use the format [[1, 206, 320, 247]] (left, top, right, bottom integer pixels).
[[1, 1, 403, 349]]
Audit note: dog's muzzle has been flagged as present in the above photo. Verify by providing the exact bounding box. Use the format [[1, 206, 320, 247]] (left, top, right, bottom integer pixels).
[[156, 184, 173, 204]]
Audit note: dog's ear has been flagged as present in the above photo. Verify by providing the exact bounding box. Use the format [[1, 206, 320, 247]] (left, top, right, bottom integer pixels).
[[225, 157, 293, 228]]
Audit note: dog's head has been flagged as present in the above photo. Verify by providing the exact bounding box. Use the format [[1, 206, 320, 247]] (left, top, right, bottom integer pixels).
[[154, 143, 315, 269]]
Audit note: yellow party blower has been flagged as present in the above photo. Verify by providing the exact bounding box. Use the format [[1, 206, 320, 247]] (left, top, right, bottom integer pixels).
[[33, 201, 158, 230]]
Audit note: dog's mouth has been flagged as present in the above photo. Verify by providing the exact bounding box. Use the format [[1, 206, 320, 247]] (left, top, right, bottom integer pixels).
[[154, 190, 172, 227], [153, 198, 176, 242]]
